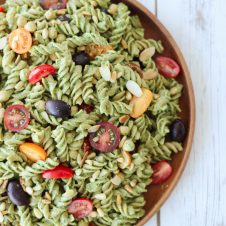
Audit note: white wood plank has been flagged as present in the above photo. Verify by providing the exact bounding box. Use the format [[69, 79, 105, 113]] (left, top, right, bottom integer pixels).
[[157, 0, 226, 225]]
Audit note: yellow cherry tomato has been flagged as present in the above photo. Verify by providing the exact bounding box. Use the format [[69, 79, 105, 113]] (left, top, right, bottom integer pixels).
[[19, 143, 47, 162], [130, 88, 153, 119], [9, 28, 32, 54]]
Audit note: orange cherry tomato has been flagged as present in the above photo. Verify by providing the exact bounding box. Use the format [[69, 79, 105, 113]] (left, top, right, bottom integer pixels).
[[130, 88, 153, 118], [19, 143, 47, 162], [9, 28, 32, 54]]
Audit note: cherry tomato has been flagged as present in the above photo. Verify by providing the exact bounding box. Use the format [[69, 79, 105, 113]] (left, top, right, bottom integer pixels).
[[155, 56, 180, 78], [4, 105, 30, 132], [9, 28, 32, 54], [40, 0, 67, 10], [68, 198, 93, 219], [79, 104, 94, 114], [89, 122, 121, 153], [28, 64, 56, 84], [0, 6, 4, 12], [19, 143, 47, 163], [83, 137, 91, 153], [42, 165, 74, 179], [152, 161, 173, 185]]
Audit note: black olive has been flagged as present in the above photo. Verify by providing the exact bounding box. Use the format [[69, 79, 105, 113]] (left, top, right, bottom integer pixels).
[[7, 179, 30, 206], [101, 9, 111, 15], [58, 15, 71, 22], [169, 119, 186, 142], [46, 100, 71, 119], [72, 52, 90, 66]]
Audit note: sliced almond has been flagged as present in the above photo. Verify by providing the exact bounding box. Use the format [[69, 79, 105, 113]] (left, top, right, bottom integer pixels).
[[139, 47, 156, 62], [116, 194, 122, 205], [41, 199, 51, 205], [97, 208, 104, 217], [124, 184, 133, 193], [110, 71, 117, 83], [88, 125, 100, 133], [111, 174, 122, 186], [56, 9, 67, 15], [82, 11, 92, 16], [99, 66, 111, 81], [142, 69, 158, 80], [122, 151, 132, 166], [0, 36, 7, 50], [95, 193, 106, 200], [121, 39, 128, 49], [25, 187, 33, 195], [119, 115, 130, 123], [85, 159, 93, 166], [126, 80, 143, 97]]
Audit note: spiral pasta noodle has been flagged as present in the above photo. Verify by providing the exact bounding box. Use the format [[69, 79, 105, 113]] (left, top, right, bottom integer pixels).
[[0, 0, 184, 225]]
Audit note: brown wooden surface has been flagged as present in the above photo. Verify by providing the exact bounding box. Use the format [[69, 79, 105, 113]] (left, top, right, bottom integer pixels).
[[0, 0, 195, 225]]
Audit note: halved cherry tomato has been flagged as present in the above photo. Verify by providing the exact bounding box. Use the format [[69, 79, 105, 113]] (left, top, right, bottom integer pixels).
[[83, 137, 91, 153], [0, 6, 4, 12], [4, 105, 30, 132], [155, 56, 180, 78], [79, 104, 94, 114], [8, 28, 32, 54], [89, 122, 121, 153], [68, 198, 93, 219], [42, 165, 74, 179], [152, 161, 173, 185], [19, 143, 47, 162], [40, 0, 67, 10], [28, 64, 56, 84]]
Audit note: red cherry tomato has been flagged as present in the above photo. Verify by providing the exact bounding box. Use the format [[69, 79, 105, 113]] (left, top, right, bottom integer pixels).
[[68, 198, 93, 219], [79, 104, 94, 114], [42, 165, 74, 179], [83, 137, 91, 153], [4, 105, 30, 132], [155, 56, 180, 78], [40, 0, 67, 10], [0, 6, 4, 12], [28, 64, 56, 84], [152, 161, 173, 185], [89, 122, 121, 153]]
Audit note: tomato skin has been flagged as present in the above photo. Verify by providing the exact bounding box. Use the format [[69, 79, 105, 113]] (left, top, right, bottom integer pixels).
[[40, 0, 67, 10], [68, 198, 93, 219], [89, 122, 121, 153], [0, 6, 4, 12], [19, 143, 47, 163], [79, 104, 94, 114], [28, 64, 56, 84], [4, 105, 30, 132], [155, 56, 180, 78], [42, 165, 74, 179], [8, 28, 32, 54], [152, 161, 173, 185]]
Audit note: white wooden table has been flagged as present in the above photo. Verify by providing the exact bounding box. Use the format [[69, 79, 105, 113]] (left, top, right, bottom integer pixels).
[[138, 1, 226, 226]]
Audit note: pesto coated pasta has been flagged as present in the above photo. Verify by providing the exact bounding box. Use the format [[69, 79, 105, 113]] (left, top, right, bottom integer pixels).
[[0, 0, 186, 225]]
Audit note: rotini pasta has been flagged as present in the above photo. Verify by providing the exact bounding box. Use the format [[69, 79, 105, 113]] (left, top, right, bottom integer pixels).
[[0, 0, 185, 225]]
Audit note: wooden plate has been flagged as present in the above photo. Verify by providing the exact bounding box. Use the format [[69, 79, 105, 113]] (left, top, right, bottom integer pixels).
[[0, 0, 195, 225], [111, 0, 195, 225]]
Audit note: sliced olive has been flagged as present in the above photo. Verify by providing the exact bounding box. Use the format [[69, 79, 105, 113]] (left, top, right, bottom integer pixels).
[[7, 179, 30, 206], [46, 100, 71, 119], [169, 119, 186, 142], [72, 52, 90, 66]]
